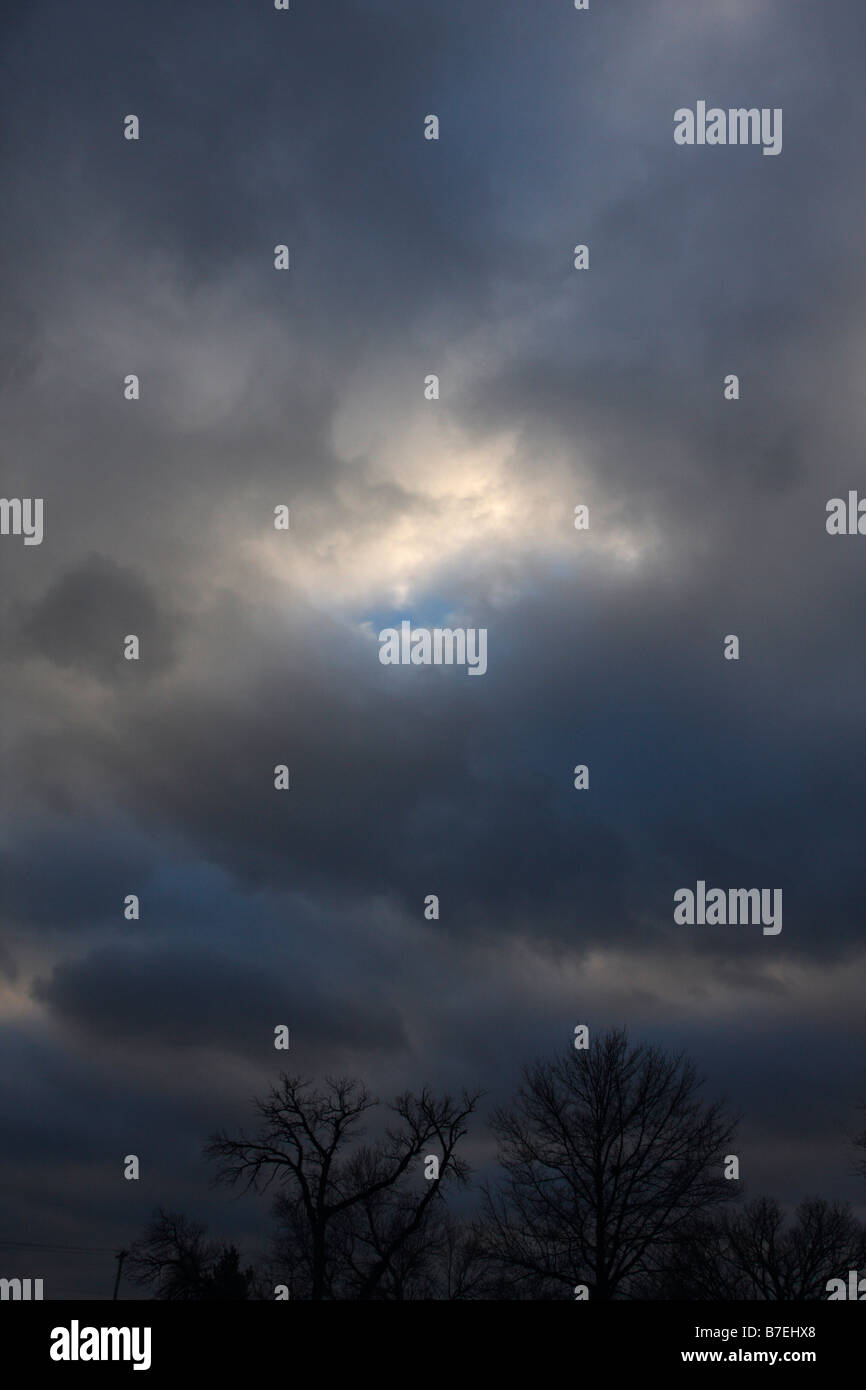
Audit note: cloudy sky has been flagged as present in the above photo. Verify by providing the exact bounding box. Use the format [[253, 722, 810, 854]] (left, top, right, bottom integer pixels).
[[2, 0, 865, 1297]]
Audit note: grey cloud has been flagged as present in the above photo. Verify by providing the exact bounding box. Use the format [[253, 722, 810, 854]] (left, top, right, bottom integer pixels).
[[2, 0, 866, 1290], [19, 554, 178, 680], [31, 941, 408, 1059]]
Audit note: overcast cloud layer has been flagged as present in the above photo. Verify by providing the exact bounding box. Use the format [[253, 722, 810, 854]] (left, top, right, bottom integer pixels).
[[2, 0, 865, 1297]]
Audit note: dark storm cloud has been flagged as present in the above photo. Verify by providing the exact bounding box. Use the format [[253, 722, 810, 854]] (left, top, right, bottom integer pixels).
[[19, 554, 178, 679], [7, 566, 865, 962], [31, 939, 407, 1056], [0, 1017, 272, 1294], [0, 818, 159, 928]]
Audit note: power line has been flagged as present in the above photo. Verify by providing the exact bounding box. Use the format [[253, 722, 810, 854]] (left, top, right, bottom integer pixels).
[[0, 1243, 116, 1253]]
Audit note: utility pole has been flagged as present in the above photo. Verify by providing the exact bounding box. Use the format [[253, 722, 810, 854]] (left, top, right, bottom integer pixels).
[[112, 1249, 128, 1301]]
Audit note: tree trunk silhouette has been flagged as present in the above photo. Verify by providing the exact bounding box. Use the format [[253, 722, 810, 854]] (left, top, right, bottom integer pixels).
[[206, 1073, 480, 1300], [482, 1027, 737, 1299]]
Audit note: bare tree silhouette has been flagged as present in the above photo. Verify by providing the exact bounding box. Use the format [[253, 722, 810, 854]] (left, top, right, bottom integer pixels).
[[270, 1196, 491, 1301], [126, 1052, 866, 1300], [482, 1027, 738, 1299], [205, 1073, 480, 1300], [653, 1196, 866, 1299], [419, 1213, 495, 1301], [126, 1207, 257, 1300]]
